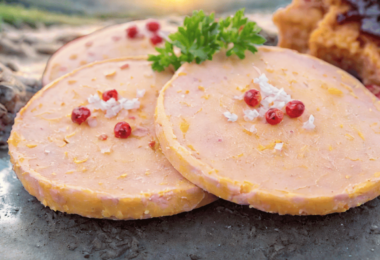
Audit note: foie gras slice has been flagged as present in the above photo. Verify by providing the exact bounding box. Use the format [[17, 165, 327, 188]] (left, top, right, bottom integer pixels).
[[155, 46, 380, 215], [9, 57, 216, 220], [42, 19, 177, 85]]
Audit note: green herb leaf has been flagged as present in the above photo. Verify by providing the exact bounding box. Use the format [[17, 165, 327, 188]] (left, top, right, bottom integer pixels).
[[148, 41, 181, 72], [219, 9, 266, 59], [148, 8, 266, 71]]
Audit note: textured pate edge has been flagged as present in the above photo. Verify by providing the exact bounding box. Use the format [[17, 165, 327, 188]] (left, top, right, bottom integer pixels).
[[9, 57, 217, 220], [154, 45, 380, 216]]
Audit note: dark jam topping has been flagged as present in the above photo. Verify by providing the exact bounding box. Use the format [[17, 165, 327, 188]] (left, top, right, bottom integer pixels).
[[337, 0, 380, 38]]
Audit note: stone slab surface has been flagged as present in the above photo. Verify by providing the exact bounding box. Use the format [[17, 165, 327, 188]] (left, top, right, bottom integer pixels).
[[1, 149, 380, 260]]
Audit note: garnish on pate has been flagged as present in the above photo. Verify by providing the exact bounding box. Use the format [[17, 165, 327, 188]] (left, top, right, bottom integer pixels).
[[126, 25, 138, 39], [71, 107, 91, 125], [102, 89, 119, 101], [244, 89, 261, 107], [286, 100, 305, 118], [148, 9, 266, 72], [114, 122, 132, 139], [265, 108, 284, 125]]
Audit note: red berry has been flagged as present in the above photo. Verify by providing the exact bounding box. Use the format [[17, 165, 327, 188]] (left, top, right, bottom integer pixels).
[[102, 89, 118, 101], [126, 26, 138, 39], [146, 21, 160, 32], [244, 89, 261, 107], [71, 107, 91, 125], [265, 108, 284, 125], [286, 100, 305, 118], [150, 34, 163, 45], [114, 122, 132, 139]]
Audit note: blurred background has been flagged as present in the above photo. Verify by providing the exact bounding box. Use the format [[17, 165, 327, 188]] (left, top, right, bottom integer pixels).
[[2, 0, 291, 24], [0, 0, 290, 100], [0, 0, 290, 70]]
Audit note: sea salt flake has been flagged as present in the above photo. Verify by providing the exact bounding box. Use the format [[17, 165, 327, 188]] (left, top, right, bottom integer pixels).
[[258, 107, 267, 117], [244, 109, 259, 121], [101, 147, 111, 154], [104, 98, 118, 108], [88, 94, 100, 103], [99, 98, 117, 112], [249, 125, 257, 134], [136, 89, 146, 98], [260, 98, 271, 109], [87, 117, 98, 127], [91, 97, 123, 118], [223, 111, 238, 122], [120, 98, 140, 110], [44, 150, 50, 154], [254, 73, 269, 87], [105, 104, 122, 118], [87, 94, 103, 110], [234, 94, 244, 100], [271, 101, 286, 110], [303, 115, 315, 130], [274, 143, 283, 151], [253, 73, 293, 115]]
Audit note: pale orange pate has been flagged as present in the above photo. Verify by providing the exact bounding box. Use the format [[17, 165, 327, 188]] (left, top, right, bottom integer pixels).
[[9, 57, 216, 220], [155, 46, 380, 215], [42, 20, 177, 86]]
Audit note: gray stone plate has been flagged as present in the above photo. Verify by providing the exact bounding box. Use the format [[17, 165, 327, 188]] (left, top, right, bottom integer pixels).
[[1, 149, 379, 260]]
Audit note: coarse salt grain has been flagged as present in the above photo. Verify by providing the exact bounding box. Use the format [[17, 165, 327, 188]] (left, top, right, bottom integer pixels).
[[243, 109, 260, 121], [44, 150, 50, 154], [274, 143, 283, 151], [234, 94, 244, 100], [136, 89, 146, 98], [87, 94, 102, 110], [86, 91, 141, 119], [87, 117, 98, 127], [258, 107, 267, 117], [101, 97, 118, 110], [105, 104, 122, 118], [303, 115, 315, 130], [249, 125, 257, 134], [253, 74, 291, 111], [120, 98, 140, 110], [271, 101, 286, 110], [223, 111, 238, 122], [101, 147, 111, 154]]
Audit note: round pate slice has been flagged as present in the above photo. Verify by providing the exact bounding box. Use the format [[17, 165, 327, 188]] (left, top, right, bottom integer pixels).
[[156, 46, 380, 215], [42, 19, 177, 86], [9, 58, 216, 220]]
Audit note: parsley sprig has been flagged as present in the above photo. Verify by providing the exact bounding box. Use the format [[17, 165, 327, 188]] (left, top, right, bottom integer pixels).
[[148, 9, 266, 72]]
